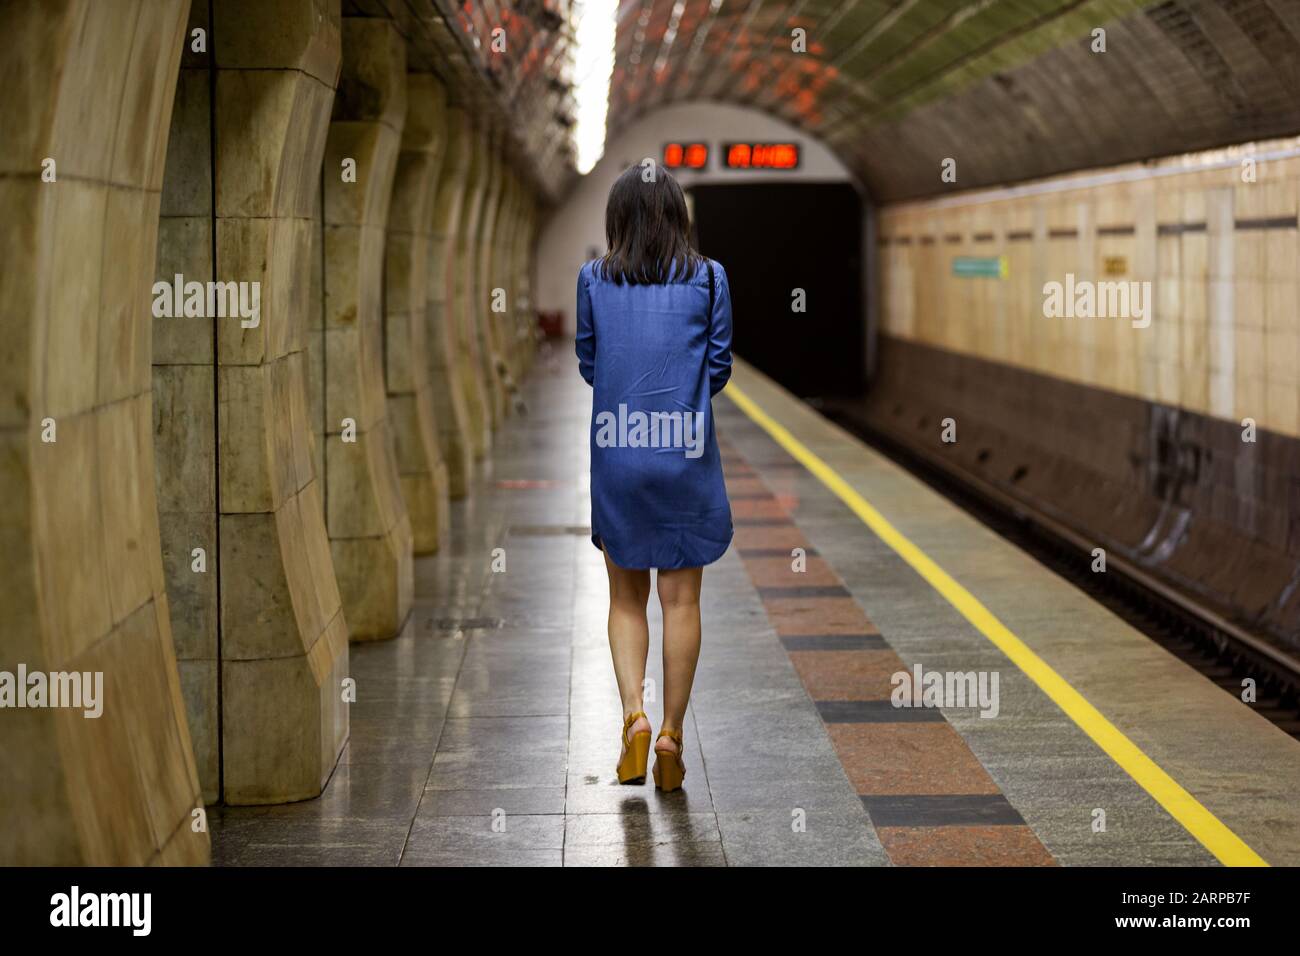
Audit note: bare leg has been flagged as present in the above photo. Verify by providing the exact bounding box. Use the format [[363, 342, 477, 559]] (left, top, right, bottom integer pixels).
[[603, 549, 652, 749], [655, 566, 703, 756]]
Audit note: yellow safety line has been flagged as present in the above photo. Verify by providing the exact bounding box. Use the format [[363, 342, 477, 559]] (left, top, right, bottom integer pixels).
[[724, 380, 1268, 867]]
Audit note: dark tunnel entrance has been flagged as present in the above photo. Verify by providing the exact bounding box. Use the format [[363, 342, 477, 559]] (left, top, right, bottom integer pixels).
[[690, 181, 864, 399]]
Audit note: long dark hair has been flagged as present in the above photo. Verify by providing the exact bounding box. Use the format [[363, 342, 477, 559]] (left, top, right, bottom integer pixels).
[[596, 162, 702, 285]]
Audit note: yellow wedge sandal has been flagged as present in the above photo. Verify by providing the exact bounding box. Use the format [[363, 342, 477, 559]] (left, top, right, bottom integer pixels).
[[616, 710, 651, 784], [652, 728, 686, 792]]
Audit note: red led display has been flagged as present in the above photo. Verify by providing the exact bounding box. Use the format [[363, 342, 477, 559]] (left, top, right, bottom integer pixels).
[[663, 142, 708, 169], [723, 142, 800, 170]]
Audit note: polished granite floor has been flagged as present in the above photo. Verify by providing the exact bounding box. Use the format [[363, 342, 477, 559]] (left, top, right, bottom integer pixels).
[[209, 345, 1299, 866], [210, 344, 883, 866]]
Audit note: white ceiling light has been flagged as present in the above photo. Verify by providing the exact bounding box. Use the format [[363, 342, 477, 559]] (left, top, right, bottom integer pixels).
[[571, 0, 619, 174]]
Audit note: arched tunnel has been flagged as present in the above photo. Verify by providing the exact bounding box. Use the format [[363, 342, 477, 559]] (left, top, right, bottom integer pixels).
[[2, 0, 1299, 892]]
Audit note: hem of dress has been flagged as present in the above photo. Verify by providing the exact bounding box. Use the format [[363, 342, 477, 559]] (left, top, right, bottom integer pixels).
[[591, 530, 733, 571]]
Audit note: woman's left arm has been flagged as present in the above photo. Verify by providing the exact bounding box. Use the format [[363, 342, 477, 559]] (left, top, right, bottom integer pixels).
[[706, 262, 733, 396], [576, 264, 596, 386]]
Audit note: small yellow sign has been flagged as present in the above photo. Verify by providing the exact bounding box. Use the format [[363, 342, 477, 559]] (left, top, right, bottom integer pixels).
[[1103, 255, 1127, 276]]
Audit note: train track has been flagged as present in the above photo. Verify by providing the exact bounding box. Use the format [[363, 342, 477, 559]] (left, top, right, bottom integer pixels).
[[822, 405, 1300, 741]]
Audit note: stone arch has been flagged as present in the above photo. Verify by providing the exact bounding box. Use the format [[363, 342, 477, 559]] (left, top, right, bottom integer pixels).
[[453, 119, 492, 460], [153, 0, 349, 805], [427, 107, 477, 497], [383, 71, 451, 554], [472, 139, 507, 427], [319, 15, 413, 641], [0, 0, 206, 863], [487, 168, 520, 405], [492, 166, 532, 404], [511, 188, 540, 377]]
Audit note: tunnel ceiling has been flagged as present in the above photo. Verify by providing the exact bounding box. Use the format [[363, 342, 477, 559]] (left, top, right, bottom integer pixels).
[[347, 0, 578, 200], [606, 0, 1300, 201]]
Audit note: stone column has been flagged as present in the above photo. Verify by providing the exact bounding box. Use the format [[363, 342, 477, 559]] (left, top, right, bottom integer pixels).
[[500, 172, 526, 379], [153, 0, 220, 804], [495, 168, 526, 401], [516, 191, 540, 374], [0, 0, 207, 863], [454, 121, 492, 459], [474, 140, 507, 426], [521, 188, 541, 371], [154, 0, 350, 806], [427, 108, 476, 497], [487, 169, 516, 406], [385, 71, 451, 554], [504, 175, 524, 360], [320, 16, 413, 641], [210, 0, 349, 804]]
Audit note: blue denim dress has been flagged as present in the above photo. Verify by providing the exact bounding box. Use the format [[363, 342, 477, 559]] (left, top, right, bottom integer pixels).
[[576, 257, 733, 569]]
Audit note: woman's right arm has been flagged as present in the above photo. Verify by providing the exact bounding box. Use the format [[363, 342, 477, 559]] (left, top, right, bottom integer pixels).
[[706, 261, 733, 396], [575, 264, 595, 386]]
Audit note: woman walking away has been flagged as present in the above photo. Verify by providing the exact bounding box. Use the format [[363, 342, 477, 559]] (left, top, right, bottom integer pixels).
[[575, 162, 733, 791]]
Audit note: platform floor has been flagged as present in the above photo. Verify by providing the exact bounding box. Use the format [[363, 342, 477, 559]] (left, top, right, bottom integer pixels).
[[210, 346, 1300, 866]]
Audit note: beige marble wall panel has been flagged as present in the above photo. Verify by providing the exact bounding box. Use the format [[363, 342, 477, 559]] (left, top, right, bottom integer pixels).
[[428, 109, 477, 495], [493, 157, 518, 409], [385, 72, 450, 553], [454, 123, 491, 459], [320, 16, 413, 641], [0, 0, 208, 864], [879, 150, 1300, 439], [152, 0, 221, 802], [491, 172, 517, 390], [473, 143, 506, 427], [505, 172, 538, 381], [515, 191, 539, 374], [210, 0, 349, 805]]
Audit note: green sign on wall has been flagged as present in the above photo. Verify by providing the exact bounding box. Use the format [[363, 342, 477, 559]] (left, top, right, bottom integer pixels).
[[952, 256, 1008, 278]]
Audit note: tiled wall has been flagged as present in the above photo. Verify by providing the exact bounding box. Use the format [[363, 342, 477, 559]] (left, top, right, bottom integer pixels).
[[870, 141, 1300, 647], [879, 142, 1300, 438]]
